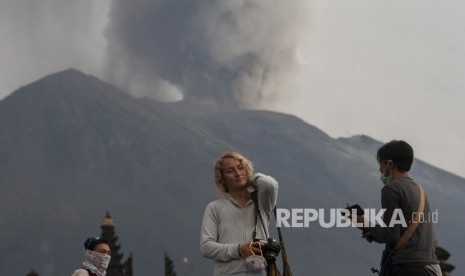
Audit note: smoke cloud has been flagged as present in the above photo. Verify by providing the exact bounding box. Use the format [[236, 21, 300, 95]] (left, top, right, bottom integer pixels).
[[104, 0, 309, 107], [0, 0, 108, 98]]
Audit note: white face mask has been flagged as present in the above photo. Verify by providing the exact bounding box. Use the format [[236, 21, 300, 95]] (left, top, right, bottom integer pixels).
[[82, 249, 111, 276], [244, 242, 266, 271]]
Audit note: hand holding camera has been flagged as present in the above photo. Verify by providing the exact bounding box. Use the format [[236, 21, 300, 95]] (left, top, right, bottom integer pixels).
[[344, 203, 375, 243], [239, 241, 262, 257], [240, 238, 281, 265], [254, 238, 281, 265]]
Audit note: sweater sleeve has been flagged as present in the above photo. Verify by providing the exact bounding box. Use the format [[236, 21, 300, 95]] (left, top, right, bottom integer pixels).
[[254, 173, 279, 215], [200, 202, 240, 262]]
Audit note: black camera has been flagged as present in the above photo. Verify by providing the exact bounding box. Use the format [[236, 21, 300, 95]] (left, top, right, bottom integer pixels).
[[256, 238, 281, 265], [345, 203, 365, 216]]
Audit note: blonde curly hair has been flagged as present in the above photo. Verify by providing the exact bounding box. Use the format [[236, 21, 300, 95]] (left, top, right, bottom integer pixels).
[[214, 151, 254, 193]]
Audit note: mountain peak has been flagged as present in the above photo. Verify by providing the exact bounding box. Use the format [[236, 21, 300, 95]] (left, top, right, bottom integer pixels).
[[23, 68, 96, 89], [32, 68, 112, 91], [44, 68, 94, 82], [0, 68, 130, 107], [50, 67, 85, 76]]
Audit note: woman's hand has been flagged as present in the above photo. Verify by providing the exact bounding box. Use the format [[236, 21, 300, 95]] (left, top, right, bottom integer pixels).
[[239, 240, 264, 257]]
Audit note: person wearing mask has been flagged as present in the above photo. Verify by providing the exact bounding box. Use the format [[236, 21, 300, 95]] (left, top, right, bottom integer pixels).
[[71, 236, 111, 276], [359, 140, 442, 276]]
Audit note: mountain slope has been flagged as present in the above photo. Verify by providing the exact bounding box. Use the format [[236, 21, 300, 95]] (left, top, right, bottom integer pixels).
[[0, 69, 463, 275]]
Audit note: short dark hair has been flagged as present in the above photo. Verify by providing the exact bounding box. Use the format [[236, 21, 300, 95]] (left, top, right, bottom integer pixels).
[[376, 140, 414, 172], [84, 237, 109, 250]]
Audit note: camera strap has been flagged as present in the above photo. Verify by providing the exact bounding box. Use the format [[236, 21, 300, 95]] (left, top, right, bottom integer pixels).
[[251, 190, 269, 240], [251, 190, 294, 275]]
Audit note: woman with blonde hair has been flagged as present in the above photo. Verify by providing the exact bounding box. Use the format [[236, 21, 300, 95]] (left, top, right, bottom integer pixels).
[[201, 151, 279, 275]]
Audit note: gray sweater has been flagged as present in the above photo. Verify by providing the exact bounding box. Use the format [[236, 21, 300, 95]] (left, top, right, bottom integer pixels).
[[200, 173, 278, 275], [368, 177, 439, 266]]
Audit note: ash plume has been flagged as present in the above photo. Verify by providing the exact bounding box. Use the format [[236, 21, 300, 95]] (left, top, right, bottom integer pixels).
[[103, 0, 309, 107]]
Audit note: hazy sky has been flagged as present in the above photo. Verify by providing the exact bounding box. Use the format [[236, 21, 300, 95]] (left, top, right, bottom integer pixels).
[[0, 0, 463, 178], [269, 0, 465, 179]]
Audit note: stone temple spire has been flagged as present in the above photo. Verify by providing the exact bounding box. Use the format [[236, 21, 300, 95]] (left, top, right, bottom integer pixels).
[[100, 211, 133, 276]]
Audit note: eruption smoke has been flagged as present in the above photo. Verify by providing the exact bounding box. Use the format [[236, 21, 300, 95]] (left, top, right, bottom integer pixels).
[[104, 0, 309, 107]]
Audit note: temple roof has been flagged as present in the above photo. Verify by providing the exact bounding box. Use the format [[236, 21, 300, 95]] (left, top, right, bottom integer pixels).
[[102, 211, 115, 226]]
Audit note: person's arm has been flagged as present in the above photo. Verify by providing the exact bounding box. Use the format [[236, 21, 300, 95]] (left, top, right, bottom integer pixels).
[[254, 173, 279, 214], [200, 202, 240, 262], [365, 186, 402, 245]]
